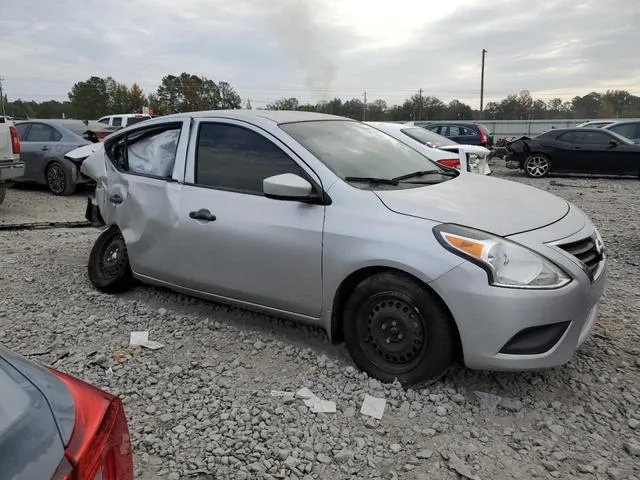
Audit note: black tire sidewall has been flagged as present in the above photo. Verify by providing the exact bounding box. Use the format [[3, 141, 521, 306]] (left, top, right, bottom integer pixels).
[[0, 184, 5, 205], [46, 161, 76, 196], [88, 226, 134, 293], [343, 272, 455, 386], [524, 154, 550, 178]]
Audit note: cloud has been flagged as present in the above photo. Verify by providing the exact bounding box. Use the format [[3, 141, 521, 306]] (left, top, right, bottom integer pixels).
[[1, 0, 638, 108]]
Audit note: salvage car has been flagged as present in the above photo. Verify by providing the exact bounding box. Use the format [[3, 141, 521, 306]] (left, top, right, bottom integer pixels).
[[506, 128, 640, 178], [0, 116, 23, 204], [368, 122, 491, 175], [13, 119, 116, 195], [0, 345, 133, 479], [80, 110, 606, 385]]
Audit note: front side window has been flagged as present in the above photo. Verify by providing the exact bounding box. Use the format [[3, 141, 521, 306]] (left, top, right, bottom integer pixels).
[[106, 124, 181, 177], [578, 131, 613, 145], [196, 123, 303, 194], [281, 120, 440, 180], [98, 117, 109, 125]]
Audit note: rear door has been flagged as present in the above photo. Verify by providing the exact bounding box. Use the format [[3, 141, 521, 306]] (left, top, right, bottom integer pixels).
[[175, 118, 325, 317], [547, 131, 581, 172], [20, 123, 62, 181], [101, 119, 191, 283]]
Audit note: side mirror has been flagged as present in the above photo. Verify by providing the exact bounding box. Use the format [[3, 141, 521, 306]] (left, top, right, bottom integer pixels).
[[263, 173, 314, 201]]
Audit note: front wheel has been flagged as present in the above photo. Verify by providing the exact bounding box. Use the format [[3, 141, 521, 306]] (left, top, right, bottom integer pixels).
[[46, 161, 76, 196], [343, 272, 456, 386], [0, 183, 6, 205], [88, 226, 135, 293], [524, 154, 551, 178]]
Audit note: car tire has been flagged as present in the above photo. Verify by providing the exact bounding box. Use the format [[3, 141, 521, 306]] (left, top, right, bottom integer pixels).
[[0, 183, 6, 205], [46, 161, 76, 196], [88, 226, 135, 293], [524, 154, 551, 178], [343, 271, 456, 386]]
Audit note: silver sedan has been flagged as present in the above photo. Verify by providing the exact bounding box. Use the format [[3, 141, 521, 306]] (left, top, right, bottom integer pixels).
[[79, 110, 606, 385]]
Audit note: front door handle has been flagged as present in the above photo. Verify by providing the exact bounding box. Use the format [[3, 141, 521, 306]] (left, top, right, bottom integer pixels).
[[41, 145, 50, 151], [189, 209, 216, 222], [109, 194, 123, 204]]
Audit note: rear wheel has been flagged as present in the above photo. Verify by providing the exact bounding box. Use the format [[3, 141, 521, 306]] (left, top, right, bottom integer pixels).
[[342, 272, 456, 386], [524, 154, 551, 178], [88, 226, 134, 293], [46, 161, 76, 196]]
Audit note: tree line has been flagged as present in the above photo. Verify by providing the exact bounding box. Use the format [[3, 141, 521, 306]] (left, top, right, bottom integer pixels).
[[3, 73, 640, 121]]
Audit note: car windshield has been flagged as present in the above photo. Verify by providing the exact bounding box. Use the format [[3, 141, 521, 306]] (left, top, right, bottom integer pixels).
[[400, 127, 456, 146], [605, 129, 635, 144], [280, 120, 444, 182]]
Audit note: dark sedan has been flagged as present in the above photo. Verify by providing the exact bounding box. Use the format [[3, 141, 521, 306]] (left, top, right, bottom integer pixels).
[[13, 120, 116, 195], [506, 128, 640, 178], [0, 345, 133, 479], [423, 122, 494, 148]]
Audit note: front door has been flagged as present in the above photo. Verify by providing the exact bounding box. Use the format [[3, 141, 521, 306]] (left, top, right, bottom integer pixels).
[[100, 119, 190, 284], [175, 119, 325, 317], [574, 130, 633, 175]]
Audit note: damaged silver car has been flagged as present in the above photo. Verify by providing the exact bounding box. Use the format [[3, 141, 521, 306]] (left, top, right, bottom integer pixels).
[[79, 110, 606, 385]]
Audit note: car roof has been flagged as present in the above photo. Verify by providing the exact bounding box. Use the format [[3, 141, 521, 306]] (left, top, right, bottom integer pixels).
[[604, 120, 640, 126], [100, 113, 152, 118], [160, 109, 348, 124]]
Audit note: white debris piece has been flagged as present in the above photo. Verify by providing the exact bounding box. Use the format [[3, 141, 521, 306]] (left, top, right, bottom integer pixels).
[[129, 331, 165, 350], [473, 391, 502, 413], [270, 390, 295, 401], [295, 387, 315, 399], [360, 394, 386, 420], [294, 387, 336, 413]]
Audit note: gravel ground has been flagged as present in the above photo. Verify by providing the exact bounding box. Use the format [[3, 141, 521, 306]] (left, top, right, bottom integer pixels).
[[1, 166, 639, 480]]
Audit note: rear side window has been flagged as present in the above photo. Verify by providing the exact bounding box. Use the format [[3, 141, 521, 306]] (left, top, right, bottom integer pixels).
[[25, 124, 62, 142], [195, 123, 302, 195], [609, 124, 635, 139], [16, 123, 30, 140], [106, 124, 181, 178], [112, 117, 123, 127], [557, 132, 578, 143]]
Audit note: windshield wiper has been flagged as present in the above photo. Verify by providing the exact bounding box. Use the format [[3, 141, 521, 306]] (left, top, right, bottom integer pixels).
[[345, 176, 399, 185], [392, 169, 457, 181]]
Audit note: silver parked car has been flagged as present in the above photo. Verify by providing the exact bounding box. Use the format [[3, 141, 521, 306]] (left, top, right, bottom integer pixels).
[[79, 110, 607, 385], [14, 119, 116, 195]]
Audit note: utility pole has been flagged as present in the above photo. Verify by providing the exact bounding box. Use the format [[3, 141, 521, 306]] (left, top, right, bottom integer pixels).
[[480, 49, 487, 119], [0, 77, 6, 118], [418, 88, 423, 121], [362, 91, 367, 121]]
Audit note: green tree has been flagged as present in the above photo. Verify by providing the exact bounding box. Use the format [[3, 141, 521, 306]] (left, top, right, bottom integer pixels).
[[68, 76, 109, 119], [156, 73, 222, 114], [129, 83, 147, 113], [266, 97, 299, 110], [218, 81, 242, 109]]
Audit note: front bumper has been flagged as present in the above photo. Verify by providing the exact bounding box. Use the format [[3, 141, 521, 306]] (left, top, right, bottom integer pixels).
[[0, 161, 25, 181], [429, 236, 607, 371]]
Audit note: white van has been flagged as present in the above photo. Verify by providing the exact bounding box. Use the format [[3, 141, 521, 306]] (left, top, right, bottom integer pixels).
[[96, 114, 152, 128]]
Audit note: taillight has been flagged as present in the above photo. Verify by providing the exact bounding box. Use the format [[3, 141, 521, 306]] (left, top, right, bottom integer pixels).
[[9, 126, 20, 155], [478, 127, 487, 146], [50, 369, 133, 480], [437, 158, 461, 169]]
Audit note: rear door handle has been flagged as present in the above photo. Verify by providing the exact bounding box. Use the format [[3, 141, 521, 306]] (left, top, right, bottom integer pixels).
[[189, 209, 216, 222], [41, 146, 50, 151], [109, 194, 123, 204]]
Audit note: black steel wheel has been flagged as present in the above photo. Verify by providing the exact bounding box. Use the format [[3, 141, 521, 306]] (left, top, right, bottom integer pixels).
[[88, 226, 134, 293], [343, 272, 456, 386], [46, 161, 76, 196]]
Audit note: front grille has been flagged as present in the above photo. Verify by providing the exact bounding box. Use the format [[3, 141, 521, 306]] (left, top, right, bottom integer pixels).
[[558, 236, 603, 279]]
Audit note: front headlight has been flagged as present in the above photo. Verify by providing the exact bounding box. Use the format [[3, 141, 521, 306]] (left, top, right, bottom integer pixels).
[[434, 224, 571, 289]]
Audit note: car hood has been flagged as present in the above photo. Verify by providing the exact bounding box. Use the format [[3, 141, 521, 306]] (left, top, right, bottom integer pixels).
[[375, 172, 569, 236]]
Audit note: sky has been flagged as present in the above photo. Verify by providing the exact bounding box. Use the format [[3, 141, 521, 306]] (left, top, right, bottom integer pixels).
[[1, 0, 639, 109]]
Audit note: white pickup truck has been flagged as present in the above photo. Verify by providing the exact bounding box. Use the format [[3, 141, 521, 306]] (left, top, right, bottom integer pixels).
[[0, 117, 23, 204]]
